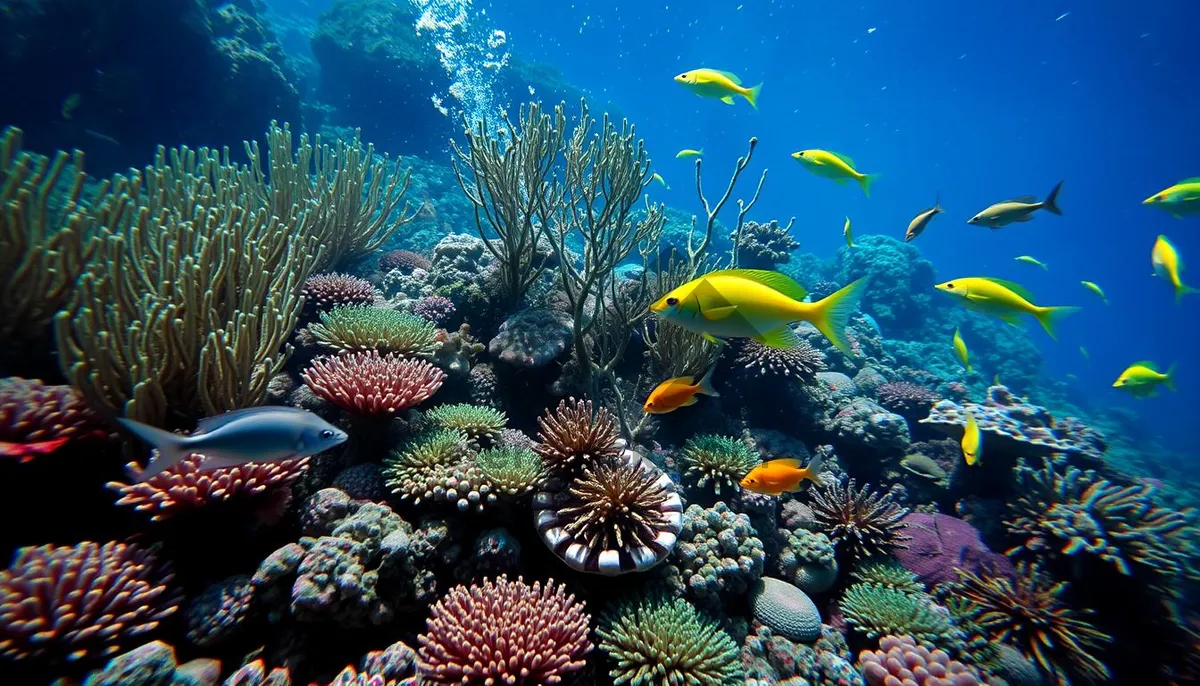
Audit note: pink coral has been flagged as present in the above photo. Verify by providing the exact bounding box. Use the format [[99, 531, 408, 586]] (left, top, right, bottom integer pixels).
[[893, 513, 1013, 586], [302, 351, 446, 417], [0, 541, 181, 662], [417, 576, 591, 685], [107, 454, 310, 521], [302, 273, 380, 316], [0, 377, 111, 461], [858, 634, 992, 686], [379, 249, 431, 273]]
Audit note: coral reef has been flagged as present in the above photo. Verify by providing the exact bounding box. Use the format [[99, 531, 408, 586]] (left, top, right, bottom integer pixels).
[[185, 575, 255, 648], [858, 634, 994, 686], [302, 274, 380, 318], [302, 351, 446, 417], [833, 235, 936, 337], [108, 455, 309, 521], [424, 403, 507, 449], [679, 434, 762, 494], [379, 249, 431, 274], [775, 527, 839, 594], [473, 447, 545, 497], [0, 377, 110, 461], [669, 502, 766, 607], [330, 639, 418, 686], [876, 381, 940, 421], [851, 560, 926, 596], [894, 513, 1013, 586], [742, 623, 863, 686], [751, 577, 823, 642], [810, 478, 912, 564], [306, 306, 440, 357], [383, 430, 489, 511], [411, 296, 456, 325], [731, 338, 827, 381], [75, 641, 221, 686], [825, 398, 911, 454], [840, 583, 955, 645], [734, 218, 801, 269]]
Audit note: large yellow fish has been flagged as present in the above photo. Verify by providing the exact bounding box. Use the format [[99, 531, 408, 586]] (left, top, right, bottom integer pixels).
[[934, 277, 1080, 340], [740, 453, 825, 496], [905, 194, 942, 242], [644, 367, 719, 414], [650, 270, 866, 356], [952, 327, 971, 373], [1112, 361, 1176, 398], [792, 150, 879, 197], [968, 181, 1063, 228], [1152, 235, 1198, 303], [1144, 178, 1200, 218], [1080, 281, 1107, 305], [674, 69, 762, 109], [961, 411, 982, 466]]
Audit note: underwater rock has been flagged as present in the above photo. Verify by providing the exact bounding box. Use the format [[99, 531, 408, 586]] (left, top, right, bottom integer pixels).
[[824, 398, 911, 454], [185, 575, 255, 648], [750, 577, 822, 643], [488, 308, 572, 368], [892, 512, 1013, 586], [331, 463, 386, 501], [745, 428, 812, 462], [328, 638, 418, 686], [81, 640, 177, 686]]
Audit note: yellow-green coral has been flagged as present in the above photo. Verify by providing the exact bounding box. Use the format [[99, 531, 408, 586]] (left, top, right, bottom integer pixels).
[[840, 582, 954, 645], [425, 403, 507, 448], [308, 305, 440, 357], [679, 434, 760, 493], [473, 447, 544, 497], [383, 429, 472, 506], [851, 560, 926, 596]]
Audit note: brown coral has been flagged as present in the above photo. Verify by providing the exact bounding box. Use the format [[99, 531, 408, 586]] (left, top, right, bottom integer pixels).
[[809, 478, 912, 563], [534, 397, 621, 471], [559, 458, 671, 552]]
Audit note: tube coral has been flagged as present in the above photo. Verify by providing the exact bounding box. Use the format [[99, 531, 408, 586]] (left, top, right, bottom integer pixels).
[[302, 351, 446, 417]]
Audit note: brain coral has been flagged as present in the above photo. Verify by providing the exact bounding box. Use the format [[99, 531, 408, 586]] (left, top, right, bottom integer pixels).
[[751, 577, 823, 643]]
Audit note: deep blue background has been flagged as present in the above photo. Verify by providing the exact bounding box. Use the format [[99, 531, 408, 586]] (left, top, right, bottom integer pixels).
[[282, 0, 1200, 455]]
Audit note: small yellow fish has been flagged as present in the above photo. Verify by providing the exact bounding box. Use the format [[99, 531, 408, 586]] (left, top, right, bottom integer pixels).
[[935, 277, 1080, 340], [1112, 361, 1176, 398], [1152, 235, 1198, 303], [968, 181, 1063, 228], [952, 327, 971, 373], [652, 172, 670, 189], [1080, 346, 1090, 364], [961, 411, 982, 466], [1144, 178, 1200, 218], [740, 453, 825, 496], [905, 194, 942, 242], [676, 149, 704, 159], [1015, 255, 1048, 271], [843, 216, 855, 248], [792, 150, 880, 197], [1080, 281, 1107, 305], [650, 269, 867, 355], [644, 367, 719, 414], [674, 69, 762, 109]]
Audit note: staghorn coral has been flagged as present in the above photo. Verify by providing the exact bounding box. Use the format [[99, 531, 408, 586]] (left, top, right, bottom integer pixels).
[[302, 273, 380, 318], [417, 576, 591, 685], [302, 351, 446, 417], [185, 575, 255, 648], [1005, 457, 1192, 578], [473, 447, 545, 497], [858, 634, 994, 686], [734, 218, 801, 269], [379, 249, 431, 273], [0, 541, 181, 662], [751, 577, 823, 643], [775, 527, 839, 594], [0, 377, 110, 461], [597, 594, 742, 686], [383, 429, 492, 511], [534, 397, 622, 471], [108, 454, 310, 521], [951, 562, 1111, 686], [876, 382, 940, 421], [679, 434, 761, 494], [307, 306, 440, 357], [840, 583, 955, 645], [810, 478, 912, 563], [424, 403, 507, 449], [669, 502, 766, 608], [732, 338, 827, 381]]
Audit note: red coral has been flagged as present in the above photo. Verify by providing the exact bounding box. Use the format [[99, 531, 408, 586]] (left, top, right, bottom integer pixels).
[[379, 249, 431, 273], [418, 576, 591, 685], [0, 377, 111, 461], [107, 454, 310, 522], [302, 351, 446, 417], [302, 273, 380, 317], [0, 541, 181, 662]]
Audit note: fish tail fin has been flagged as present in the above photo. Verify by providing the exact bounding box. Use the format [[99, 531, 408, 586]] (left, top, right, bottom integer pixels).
[[1175, 281, 1200, 304], [859, 173, 881, 198], [806, 278, 867, 355], [802, 452, 826, 485], [1043, 180, 1064, 215], [1165, 363, 1177, 392], [1041, 263, 1049, 271], [1033, 305, 1081, 340], [744, 83, 763, 110], [695, 365, 720, 397], [934, 190, 942, 211], [117, 418, 192, 482]]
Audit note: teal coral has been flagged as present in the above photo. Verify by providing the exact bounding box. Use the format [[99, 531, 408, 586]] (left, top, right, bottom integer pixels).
[[597, 594, 742, 686], [679, 434, 761, 493], [308, 305, 440, 357], [850, 560, 926, 596], [669, 502, 766, 607], [839, 583, 955, 645], [383, 430, 493, 511], [750, 577, 822, 643], [775, 527, 839, 594], [742, 624, 862, 686], [425, 403, 507, 448], [472, 447, 544, 497]]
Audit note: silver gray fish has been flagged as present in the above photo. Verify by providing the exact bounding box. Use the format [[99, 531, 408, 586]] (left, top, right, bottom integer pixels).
[[905, 193, 943, 242], [119, 406, 348, 482], [968, 180, 1063, 228]]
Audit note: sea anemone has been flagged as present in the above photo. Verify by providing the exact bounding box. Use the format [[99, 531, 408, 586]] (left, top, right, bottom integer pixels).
[[417, 576, 591, 685], [534, 397, 621, 472], [840, 583, 955, 644], [0, 377, 110, 462], [302, 273, 379, 317], [876, 381, 940, 421], [425, 403, 507, 449], [809, 478, 912, 563], [307, 305, 440, 357], [732, 338, 827, 381], [379, 249, 431, 273], [679, 434, 761, 493], [473, 447, 545, 497], [302, 351, 446, 417]]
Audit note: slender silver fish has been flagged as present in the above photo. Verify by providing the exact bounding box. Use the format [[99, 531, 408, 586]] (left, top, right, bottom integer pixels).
[[968, 181, 1063, 228], [119, 406, 348, 482]]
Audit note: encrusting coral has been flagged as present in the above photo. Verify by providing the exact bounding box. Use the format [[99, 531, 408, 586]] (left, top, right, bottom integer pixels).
[[679, 433, 761, 493], [809, 477, 912, 563], [306, 305, 440, 357], [302, 351, 446, 417]]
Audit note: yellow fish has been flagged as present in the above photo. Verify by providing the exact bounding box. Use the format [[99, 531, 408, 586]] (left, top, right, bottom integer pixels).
[[652, 172, 670, 189], [643, 367, 719, 414], [961, 411, 982, 466], [952, 327, 971, 373], [935, 277, 1080, 340], [1112, 361, 1176, 398], [968, 181, 1063, 228], [674, 69, 762, 109], [676, 149, 704, 159], [905, 194, 942, 242], [1080, 281, 1107, 305], [792, 150, 879, 197], [649, 269, 867, 356], [1143, 178, 1200, 218], [1015, 255, 1048, 271], [740, 453, 824, 496], [1152, 235, 1198, 303], [843, 216, 855, 248]]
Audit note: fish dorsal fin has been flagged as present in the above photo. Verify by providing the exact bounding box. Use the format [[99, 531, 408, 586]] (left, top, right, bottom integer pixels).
[[979, 277, 1035, 302], [715, 269, 808, 301], [195, 405, 310, 433], [1132, 360, 1160, 371], [713, 69, 742, 84], [770, 458, 804, 469], [1180, 177, 1200, 184], [1004, 195, 1038, 204], [828, 151, 856, 167]]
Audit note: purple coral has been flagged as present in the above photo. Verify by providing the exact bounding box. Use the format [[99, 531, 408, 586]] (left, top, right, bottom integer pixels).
[[892, 512, 1013, 586], [876, 381, 940, 421], [411, 296, 456, 325], [302, 273, 380, 317]]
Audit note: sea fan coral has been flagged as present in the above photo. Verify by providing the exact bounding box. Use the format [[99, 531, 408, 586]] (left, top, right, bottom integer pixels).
[[876, 381, 940, 421], [534, 397, 621, 471], [0, 377, 110, 461], [952, 562, 1111, 685], [0, 541, 181, 661], [302, 273, 379, 316], [840, 583, 954, 644], [809, 478, 912, 563], [733, 338, 827, 381], [425, 403, 507, 448], [108, 454, 310, 521], [307, 305, 440, 357], [473, 447, 544, 497], [379, 249, 431, 273], [302, 351, 446, 417], [417, 576, 591, 685], [679, 433, 761, 493]]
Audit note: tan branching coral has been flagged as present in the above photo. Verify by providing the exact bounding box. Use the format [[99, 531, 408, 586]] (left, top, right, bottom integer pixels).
[[558, 458, 671, 552], [534, 397, 621, 471]]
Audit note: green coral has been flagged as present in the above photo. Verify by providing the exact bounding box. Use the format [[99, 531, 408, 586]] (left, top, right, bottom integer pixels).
[[597, 595, 742, 686], [775, 528, 838, 594], [839, 582, 955, 645], [425, 403, 507, 448], [679, 434, 760, 493], [850, 560, 925, 596], [473, 447, 544, 497], [383, 429, 491, 511], [308, 305, 439, 357]]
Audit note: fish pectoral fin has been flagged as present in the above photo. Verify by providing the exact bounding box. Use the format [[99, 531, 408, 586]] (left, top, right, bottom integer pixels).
[[681, 396, 699, 407], [753, 326, 802, 350], [702, 333, 725, 345], [720, 95, 735, 105], [701, 304, 739, 321]]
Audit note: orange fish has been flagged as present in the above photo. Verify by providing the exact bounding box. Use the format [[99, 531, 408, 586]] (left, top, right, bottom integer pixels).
[[739, 453, 825, 496], [643, 367, 719, 414]]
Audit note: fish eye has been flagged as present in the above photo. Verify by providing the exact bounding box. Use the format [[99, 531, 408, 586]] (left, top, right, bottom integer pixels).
[[320, 429, 334, 439], [666, 297, 679, 306], [946, 282, 955, 289]]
